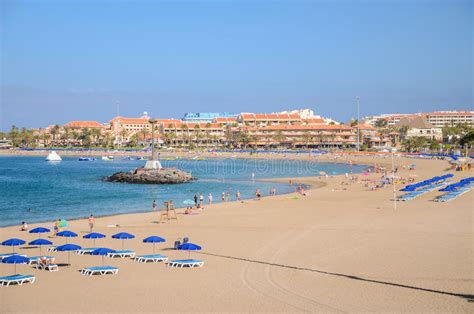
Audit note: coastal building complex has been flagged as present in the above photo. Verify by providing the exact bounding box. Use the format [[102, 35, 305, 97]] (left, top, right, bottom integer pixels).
[[27, 108, 473, 150], [365, 111, 474, 127]]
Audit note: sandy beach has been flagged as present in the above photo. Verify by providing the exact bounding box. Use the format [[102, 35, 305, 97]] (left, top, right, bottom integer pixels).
[[0, 154, 472, 312]]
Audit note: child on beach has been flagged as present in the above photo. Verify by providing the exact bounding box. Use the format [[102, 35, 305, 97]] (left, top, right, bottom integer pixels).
[[20, 221, 28, 231]]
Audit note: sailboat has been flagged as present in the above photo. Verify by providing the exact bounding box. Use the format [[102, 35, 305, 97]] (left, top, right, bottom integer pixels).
[[45, 151, 62, 161]]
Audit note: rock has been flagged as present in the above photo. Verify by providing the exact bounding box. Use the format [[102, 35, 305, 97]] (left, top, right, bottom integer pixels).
[[105, 167, 194, 184]]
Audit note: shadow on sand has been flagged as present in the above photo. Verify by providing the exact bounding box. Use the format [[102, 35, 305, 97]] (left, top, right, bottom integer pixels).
[[198, 251, 474, 302]]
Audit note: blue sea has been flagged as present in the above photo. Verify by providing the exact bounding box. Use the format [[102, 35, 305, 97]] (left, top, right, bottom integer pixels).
[[0, 156, 367, 227]]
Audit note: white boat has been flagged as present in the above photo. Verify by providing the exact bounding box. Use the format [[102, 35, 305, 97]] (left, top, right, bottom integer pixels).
[[102, 156, 114, 161], [45, 151, 62, 161]]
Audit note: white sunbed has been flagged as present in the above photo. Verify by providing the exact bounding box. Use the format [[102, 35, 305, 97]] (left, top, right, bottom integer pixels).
[[47, 246, 57, 252], [107, 250, 136, 258], [28, 256, 55, 265], [167, 259, 204, 268], [35, 263, 59, 272], [134, 254, 168, 263], [75, 248, 96, 255], [0, 274, 35, 286], [80, 266, 119, 276]]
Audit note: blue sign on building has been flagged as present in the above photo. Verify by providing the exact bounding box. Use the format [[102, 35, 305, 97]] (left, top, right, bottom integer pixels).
[[182, 112, 238, 122]]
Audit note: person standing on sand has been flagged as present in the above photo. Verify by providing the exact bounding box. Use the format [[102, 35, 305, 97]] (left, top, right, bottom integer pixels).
[[199, 193, 204, 205], [255, 188, 261, 199], [208, 193, 213, 204], [88, 214, 95, 232], [236, 190, 241, 201], [194, 194, 198, 206], [152, 200, 157, 211], [221, 192, 225, 202]]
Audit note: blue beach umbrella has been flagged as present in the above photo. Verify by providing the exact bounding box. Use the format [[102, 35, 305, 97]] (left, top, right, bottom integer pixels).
[[1, 238, 26, 253], [178, 242, 202, 258], [2, 255, 30, 275], [91, 248, 116, 266], [29, 227, 50, 239], [143, 236, 166, 254], [83, 232, 106, 248], [112, 232, 135, 250], [28, 238, 53, 255], [57, 230, 78, 243], [56, 244, 81, 265]]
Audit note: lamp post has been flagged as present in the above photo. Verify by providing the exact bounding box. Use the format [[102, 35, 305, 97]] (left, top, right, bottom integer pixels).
[[356, 96, 360, 152]]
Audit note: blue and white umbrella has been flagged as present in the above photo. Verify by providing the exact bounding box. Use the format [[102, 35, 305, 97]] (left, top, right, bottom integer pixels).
[[29, 227, 50, 239], [1, 238, 26, 253], [2, 255, 30, 275], [178, 242, 202, 258], [57, 230, 78, 243], [112, 232, 135, 250], [28, 238, 53, 255], [56, 244, 81, 265], [83, 232, 106, 248], [143, 236, 166, 254], [91, 248, 116, 266]]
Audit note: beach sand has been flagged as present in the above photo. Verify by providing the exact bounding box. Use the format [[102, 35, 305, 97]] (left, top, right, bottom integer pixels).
[[0, 155, 472, 312]]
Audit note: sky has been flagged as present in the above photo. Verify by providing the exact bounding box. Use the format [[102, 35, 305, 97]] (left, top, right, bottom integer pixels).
[[0, 0, 472, 130]]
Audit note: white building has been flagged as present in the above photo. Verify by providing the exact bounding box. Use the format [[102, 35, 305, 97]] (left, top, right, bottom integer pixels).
[[395, 116, 442, 141]]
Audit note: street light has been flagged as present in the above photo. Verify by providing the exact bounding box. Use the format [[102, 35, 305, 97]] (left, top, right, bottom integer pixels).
[[356, 96, 360, 152]]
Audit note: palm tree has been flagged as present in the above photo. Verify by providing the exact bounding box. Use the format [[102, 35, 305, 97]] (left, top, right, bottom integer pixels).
[[120, 129, 128, 147], [9, 125, 20, 147]]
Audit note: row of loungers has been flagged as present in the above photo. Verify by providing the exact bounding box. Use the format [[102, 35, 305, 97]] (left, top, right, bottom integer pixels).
[[397, 182, 446, 202], [0, 275, 35, 286], [434, 186, 472, 202]]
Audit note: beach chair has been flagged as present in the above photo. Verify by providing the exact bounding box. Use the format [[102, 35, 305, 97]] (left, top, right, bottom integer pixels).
[[35, 262, 59, 272], [75, 248, 96, 255], [107, 250, 136, 258], [47, 246, 57, 252], [28, 256, 54, 265], [167, 259, 204, 268], [134, 254, 168, 263], [0, 274, 35, 286], [80, 266, 119, 276]]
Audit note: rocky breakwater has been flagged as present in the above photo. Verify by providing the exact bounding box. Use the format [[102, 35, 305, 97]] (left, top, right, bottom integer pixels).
[[105, 167, 194, 184]]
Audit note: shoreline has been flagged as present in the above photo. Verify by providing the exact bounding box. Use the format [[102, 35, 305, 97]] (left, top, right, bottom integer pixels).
[[0, 154, 472, 312]]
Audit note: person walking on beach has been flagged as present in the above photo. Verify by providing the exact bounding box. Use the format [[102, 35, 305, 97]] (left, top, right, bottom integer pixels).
[[54, 218, 60, 236], [88, 214, 95, 232], [236, 190, 241, 201], [255, 188, 261, 200], [221, 192, 226, 202], [194, 194, 198, 206], [152, 200, 157, 211], [199, 193, 204, 205], [208, 193, 213, 205]]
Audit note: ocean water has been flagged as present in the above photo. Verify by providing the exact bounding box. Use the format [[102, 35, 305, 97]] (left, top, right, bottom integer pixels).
[[0, 156, 367, 227]]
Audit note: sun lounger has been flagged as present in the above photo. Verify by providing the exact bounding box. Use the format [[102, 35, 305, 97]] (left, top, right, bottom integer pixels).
[[167, 259, 204, 268], [47, 246, 57, 252], [107, 250, 136, 258], [75, 248, 96, 255], [35, 263, 59, 272], [0, 274, 35, 286], [28, 256, 54, 264], [80, 266, 119, 276], [134, 254, 168, 263]]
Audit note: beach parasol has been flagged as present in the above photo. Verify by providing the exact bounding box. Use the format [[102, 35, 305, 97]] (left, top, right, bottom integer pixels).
[[29, 227, 50, 239], [2, 255, 30, 275], [178, 242, 202, 258], [1, 238, 26, 253], [143, 236, 166, 254], [91, 248, 115, 266], [28, 238, 53, 255], [83, 232, 106, 248], [57, 230, 78, 243], [112, 232, 135, 250], [58, 219, 68, 228], [56, 244, 81, 266]]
